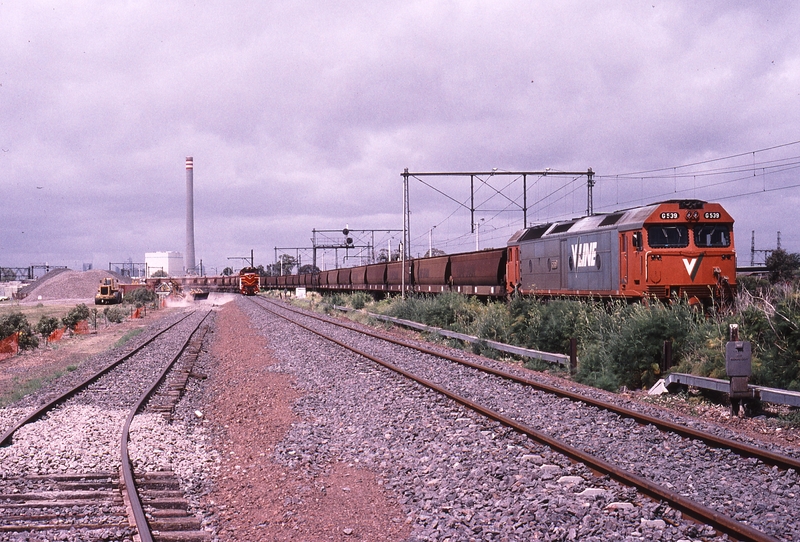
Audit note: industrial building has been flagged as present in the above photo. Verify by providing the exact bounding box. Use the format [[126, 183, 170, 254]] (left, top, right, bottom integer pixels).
[[145, 251, 184, 278]]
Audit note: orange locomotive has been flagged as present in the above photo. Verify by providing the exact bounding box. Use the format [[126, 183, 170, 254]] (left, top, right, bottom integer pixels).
[[506, 199, 736, 303], [238, 266, 261, 296]]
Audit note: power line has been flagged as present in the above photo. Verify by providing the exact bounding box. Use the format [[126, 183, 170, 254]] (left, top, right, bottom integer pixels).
[[602, 139, 800, 178]]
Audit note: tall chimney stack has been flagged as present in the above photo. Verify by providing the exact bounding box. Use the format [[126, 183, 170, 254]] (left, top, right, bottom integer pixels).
[[185, 156, 196, 275]]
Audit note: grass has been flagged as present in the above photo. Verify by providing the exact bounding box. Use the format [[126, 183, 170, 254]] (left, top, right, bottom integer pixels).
[[0, 302, 72, 322], [0, 365, 78, 407], [777, 410, 800, 428], [114, 328, 144, 348]]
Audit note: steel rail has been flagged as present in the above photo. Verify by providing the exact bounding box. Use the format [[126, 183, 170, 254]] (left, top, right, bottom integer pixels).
[[0, 311, 196, 448], [255, 298, 781, 542], [120, 309, 212, 542], [259, 297, 800, 472]]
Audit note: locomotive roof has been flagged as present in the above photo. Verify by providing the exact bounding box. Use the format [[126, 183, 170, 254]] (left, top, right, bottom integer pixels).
[[507, 199, 721, 244]]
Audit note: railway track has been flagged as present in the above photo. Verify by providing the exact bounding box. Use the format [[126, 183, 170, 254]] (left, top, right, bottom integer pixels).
[[0, 309, 213, 542], [249, 296, 799, 542]]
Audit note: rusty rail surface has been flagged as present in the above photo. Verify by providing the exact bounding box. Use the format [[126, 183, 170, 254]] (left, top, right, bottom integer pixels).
[[254, 297, 782, 542], [262, 298, 800, 472], [0, 311, 195, 447]]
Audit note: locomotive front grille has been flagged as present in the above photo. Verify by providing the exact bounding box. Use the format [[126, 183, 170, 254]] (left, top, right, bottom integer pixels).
[[647, 286, 668, 298], [681, 285, 714, 298]]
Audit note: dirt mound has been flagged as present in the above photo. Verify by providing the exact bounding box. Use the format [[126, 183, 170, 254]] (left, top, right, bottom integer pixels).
[[16, 268, 72, 297], [21, 270, 131, 302]]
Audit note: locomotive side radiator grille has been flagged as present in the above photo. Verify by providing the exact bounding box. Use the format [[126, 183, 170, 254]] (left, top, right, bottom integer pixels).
[[681, 285, 714, 298], [647, 286, 669, 297]]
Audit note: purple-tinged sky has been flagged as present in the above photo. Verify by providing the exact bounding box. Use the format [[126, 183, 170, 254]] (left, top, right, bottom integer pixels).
[[1, 1, 798, 272]]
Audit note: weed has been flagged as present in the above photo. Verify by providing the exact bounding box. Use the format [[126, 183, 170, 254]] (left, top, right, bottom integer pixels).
[[114, 328, 144, 348], [104, 306, 125, 324], [2, 372, 61, 407]]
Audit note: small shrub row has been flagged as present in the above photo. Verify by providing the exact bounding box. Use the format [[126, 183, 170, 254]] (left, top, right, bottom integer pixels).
[[324, 285, 800, 394], [0, 302, 129, 352], [0, 312, 39, 350]]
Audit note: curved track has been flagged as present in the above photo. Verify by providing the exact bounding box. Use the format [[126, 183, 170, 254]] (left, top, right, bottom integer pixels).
[[0, 309, 212, 542], [251, 296, 798, 542]]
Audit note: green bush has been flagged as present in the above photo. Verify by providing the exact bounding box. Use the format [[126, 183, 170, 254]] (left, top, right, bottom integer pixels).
[[62, 303, 91, 330], [474, 301, 510, 343], [0, 312, 39, 350], [331, 283, 800, 394], [749, 294, 800, 390], [104, 306, 126, 324], [348, 292, 372, 310], [124, 287, 156, 306], [385, 292, 481, 333], [36, 315, 61, 344]]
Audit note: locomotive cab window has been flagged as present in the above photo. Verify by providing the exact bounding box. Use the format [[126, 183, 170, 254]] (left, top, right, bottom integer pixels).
[[632, 231, 643, 251], [647, 225, 688, 248], [694, 224, 731, 247]]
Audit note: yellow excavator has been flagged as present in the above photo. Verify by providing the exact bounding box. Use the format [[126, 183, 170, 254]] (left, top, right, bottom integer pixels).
[[95, 277, 122, 305]]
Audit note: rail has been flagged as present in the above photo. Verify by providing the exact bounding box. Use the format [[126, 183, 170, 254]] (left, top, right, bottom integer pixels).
[[254, 298, 781, 542], [0, 311, 195, 447], [121, 309, 212, 542], [270, 299, 800, 471]]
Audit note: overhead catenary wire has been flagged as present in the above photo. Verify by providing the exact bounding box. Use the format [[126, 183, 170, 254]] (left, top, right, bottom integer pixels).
[[602, 139, 800, 178], [406, 140, 800, 255]]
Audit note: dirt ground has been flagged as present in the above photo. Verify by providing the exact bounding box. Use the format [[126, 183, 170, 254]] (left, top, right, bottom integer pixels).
[[201, 300, 412, 541]]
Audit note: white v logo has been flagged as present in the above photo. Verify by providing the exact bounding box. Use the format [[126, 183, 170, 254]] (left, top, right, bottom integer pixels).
[[683, 258, 697, 276]]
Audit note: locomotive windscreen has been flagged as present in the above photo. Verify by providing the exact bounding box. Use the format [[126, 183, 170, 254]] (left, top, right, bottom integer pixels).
[[694, 225, 731, 247], [647, 225, 689, 248]]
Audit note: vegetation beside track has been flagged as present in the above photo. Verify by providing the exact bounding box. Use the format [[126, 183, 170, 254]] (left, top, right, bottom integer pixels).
[[315, 280, 800, 396], [0, 366, 78, 407], [0, 289, 158, 353]]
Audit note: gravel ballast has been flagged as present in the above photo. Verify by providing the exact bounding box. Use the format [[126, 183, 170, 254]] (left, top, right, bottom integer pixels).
[[4, 295, 798, 541], [237, 298, 727, 541]]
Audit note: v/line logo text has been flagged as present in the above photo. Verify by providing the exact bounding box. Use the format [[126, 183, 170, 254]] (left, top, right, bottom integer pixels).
[[571, 242, 597, 269]]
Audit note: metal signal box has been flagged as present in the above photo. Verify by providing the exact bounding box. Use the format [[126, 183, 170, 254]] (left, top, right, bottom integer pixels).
[[725, 341, 752, 378]]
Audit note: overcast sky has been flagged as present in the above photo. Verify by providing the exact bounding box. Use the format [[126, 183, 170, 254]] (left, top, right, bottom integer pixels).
[[2, 1, 799, 274]]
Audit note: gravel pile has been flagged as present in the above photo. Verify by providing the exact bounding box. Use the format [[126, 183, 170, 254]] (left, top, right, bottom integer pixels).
[[241, 299, 721, 541], [19, 269, 130, 302]]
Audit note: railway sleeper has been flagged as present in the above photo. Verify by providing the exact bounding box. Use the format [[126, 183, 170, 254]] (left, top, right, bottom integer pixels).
[[135, 470, 210, 541]]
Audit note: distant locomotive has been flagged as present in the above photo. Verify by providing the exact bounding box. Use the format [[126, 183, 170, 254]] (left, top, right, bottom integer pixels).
[[263, 200, 736, 304], [239, 266, 261, 296]]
